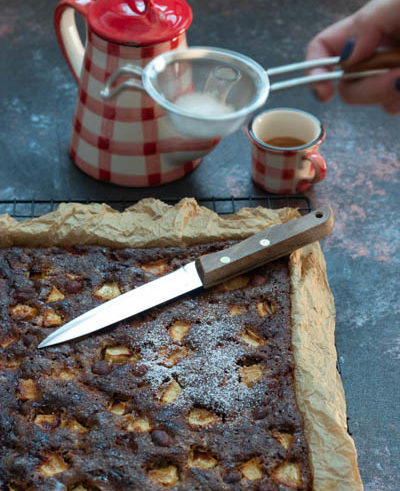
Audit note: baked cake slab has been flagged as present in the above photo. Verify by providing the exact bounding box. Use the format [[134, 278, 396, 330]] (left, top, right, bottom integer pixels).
[[0, 199, 363, 491]]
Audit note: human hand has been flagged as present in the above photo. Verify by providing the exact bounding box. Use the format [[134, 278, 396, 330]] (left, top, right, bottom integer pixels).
[[306, 0, 400, 113]]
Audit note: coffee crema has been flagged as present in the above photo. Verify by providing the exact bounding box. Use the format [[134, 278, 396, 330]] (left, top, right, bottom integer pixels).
[[264, 136, 307, 148]]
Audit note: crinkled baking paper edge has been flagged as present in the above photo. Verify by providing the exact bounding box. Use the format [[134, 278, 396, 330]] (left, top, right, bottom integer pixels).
[[0, 197, 363, 490]]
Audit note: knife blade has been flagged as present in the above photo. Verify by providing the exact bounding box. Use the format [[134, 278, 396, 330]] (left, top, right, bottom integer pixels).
[[38, 205, 334, 348]]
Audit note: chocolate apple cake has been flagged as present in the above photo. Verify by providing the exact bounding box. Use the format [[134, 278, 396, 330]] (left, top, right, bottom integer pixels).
[[0, 241, 313, 491], [0, 200, 363, 491]]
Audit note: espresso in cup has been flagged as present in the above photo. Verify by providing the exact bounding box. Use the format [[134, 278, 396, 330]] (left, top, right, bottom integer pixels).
[[247, 108, 327, 194], [263, 136, 307, 148]]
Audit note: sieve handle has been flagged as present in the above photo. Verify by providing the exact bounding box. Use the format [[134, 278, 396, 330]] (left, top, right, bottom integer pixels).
[[101, 65, 145, 99], [344, 48, 400, 72], [268, 49, 400, 92], [269, 68, 389, 92]]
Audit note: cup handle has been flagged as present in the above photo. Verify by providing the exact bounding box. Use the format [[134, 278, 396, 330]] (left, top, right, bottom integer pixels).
[[303, 152, 327, 183], [54, 0, 94, 84]]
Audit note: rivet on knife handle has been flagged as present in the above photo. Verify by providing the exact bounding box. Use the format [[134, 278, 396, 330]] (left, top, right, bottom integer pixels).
[[196, 205, 334, 288]]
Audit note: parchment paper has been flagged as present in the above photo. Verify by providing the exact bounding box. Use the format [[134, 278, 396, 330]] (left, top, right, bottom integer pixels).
[[0, 198, 363, 490]]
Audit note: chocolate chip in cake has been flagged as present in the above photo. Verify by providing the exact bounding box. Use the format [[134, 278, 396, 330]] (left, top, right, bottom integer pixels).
[[91, 360, 112, 375], [223, 471, 241, 484], [134, 364, 149, 377], [258, 483, 276, 491], [251, 274, 267, 287], [64, 280, 83, 294], [151, 430, 172, 447], [14, 286, 36, 302], [253, 407, 268, 420], [116, 433, 138, 450], [23, 334, 36, 347]]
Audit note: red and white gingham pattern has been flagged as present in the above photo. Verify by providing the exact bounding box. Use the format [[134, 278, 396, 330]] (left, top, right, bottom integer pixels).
[[250, 141, 323, 194], [70, 31, 219, 186]]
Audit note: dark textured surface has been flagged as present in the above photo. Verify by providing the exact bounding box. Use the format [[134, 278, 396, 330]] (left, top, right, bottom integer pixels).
[[0, 245, 311, 490], [0, 0, 399, 489]]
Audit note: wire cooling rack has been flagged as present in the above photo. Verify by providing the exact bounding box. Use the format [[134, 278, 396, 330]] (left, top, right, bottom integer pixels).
[[0, 195, 311, 220], [0, 195, 351, 433]]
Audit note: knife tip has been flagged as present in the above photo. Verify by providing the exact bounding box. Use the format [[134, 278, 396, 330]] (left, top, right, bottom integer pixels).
[[38, 332, 72, 349], [37, 338, 54, 349]]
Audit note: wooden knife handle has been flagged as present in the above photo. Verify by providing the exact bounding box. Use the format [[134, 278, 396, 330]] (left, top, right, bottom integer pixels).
[[196, 205, 334, 288], [343, 48, 400, 73]]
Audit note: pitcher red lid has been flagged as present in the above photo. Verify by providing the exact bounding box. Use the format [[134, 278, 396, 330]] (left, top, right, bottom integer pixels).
[[88, 0, 192, 46]]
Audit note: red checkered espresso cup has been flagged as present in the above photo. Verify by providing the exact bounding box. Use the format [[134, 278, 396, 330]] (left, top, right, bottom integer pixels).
[[54, 0, 218, 187], [247, 108, 326, 194]]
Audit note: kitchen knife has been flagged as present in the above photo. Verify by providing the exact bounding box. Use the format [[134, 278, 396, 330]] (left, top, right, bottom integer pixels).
[[38, 205, 334, 348]]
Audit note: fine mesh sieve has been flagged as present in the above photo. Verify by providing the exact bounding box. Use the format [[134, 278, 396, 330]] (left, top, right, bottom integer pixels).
[[101, 46, 393, 139]]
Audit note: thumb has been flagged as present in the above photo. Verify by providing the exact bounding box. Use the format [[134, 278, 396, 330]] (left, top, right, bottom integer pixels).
[[341, 24, 383, 66]]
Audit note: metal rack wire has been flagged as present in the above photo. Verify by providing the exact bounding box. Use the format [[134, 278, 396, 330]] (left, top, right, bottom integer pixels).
[[0, 195, 311, 220]]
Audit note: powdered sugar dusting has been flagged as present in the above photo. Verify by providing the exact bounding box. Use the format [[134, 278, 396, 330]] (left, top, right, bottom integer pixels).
[[135, 308, 266, 414], [174, 93, 235, 117]]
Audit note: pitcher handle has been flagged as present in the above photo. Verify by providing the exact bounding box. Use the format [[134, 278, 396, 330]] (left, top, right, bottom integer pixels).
[[54, 0, 94, 84]]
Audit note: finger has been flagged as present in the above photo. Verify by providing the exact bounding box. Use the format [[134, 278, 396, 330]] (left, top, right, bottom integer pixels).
[[306, 15, 355, 60], [306, 16, 355, 101], [343, 18, 383, 66], [309, 78, 334, 103], [382, 80, 400, 113], [382, 97, 400, 114], [338, 68, 400, 105], [343, 0, 400, 65]]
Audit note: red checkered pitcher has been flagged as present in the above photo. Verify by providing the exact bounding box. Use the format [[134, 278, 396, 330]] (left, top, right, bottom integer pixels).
[[55, 0, 219, 186]]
